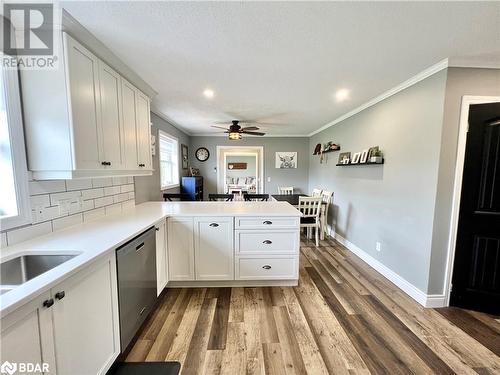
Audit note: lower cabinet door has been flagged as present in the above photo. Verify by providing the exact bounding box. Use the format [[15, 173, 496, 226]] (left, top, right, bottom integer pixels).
[[167, 217, 195, 280], [155, 219, 168, 295], [51, 254, 119, 375], [194, 217, 234, 280], [0, 292, 55, 375]]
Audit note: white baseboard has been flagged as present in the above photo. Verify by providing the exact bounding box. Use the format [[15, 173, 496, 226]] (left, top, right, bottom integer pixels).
[[330, 230, 446, 308]]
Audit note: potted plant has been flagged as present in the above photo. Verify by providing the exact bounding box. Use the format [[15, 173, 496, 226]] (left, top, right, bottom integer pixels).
[[370, 149, 383, 163]]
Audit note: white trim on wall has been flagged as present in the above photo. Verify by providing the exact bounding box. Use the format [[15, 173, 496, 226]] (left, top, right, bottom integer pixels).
[[443, 95, 500, 306], [308, 59, 450, 137], [330, 228, 446, 308]]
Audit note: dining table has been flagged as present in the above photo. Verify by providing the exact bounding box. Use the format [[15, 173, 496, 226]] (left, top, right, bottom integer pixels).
[[271, 194, 328, 240]]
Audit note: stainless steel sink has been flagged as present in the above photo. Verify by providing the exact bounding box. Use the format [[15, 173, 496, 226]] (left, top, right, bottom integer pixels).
[[0, 254, 77, 288]]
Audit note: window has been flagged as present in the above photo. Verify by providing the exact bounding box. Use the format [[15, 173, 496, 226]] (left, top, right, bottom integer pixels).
[[159, 130, 179, 190], [0, 58, 31, 230]]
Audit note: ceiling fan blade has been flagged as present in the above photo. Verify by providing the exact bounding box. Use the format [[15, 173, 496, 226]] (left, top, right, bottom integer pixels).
[[241, 126, 259, 131], [211, 125, 230, 130], [241, 131, 265, 136]]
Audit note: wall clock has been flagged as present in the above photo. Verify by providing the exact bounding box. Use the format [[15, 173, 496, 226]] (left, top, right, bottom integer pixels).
[[195, 147, 210, 162]]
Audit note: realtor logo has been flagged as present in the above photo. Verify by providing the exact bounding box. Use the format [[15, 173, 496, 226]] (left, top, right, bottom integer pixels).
[[3, 3, 54, 55], [0, 361, 17, 375]]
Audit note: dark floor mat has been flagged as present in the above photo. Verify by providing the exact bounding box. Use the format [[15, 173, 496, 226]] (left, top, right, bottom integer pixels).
[[107, 362, 181, 375]]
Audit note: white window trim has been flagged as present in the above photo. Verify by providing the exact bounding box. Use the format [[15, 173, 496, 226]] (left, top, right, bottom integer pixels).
[[0, 59, 31, 230], [159, 130, 180, 191]]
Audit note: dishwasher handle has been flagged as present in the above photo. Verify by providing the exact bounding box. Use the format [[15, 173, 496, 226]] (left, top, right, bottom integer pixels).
[[135, 242, 145, 252]]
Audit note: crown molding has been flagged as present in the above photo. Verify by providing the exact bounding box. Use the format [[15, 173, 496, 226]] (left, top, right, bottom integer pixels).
[[308, 59, 450, 137]]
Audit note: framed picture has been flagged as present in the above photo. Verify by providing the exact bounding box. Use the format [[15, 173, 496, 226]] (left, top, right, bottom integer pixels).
[[338, 152, 351, 164], [181, 144, 188, 169], [352, 152, 361, 164], [276, 152, 297, 169], [360, 149, 369, 164], [368, 146, 379, 160]]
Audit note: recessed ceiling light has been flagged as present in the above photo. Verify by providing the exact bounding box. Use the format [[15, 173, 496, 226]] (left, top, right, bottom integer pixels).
[[335, 89, 350, 102], [203, 89, 215, 99]]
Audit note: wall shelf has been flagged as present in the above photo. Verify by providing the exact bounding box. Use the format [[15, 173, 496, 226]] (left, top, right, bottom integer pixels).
[[336, 160, 384, 167], [315, 147, 341, 155]]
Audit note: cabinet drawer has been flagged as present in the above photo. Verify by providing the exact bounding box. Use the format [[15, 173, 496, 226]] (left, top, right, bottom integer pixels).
[[235, 230, 299, 254], [235, 256, 298, 280], [235, 217, 299, 229]]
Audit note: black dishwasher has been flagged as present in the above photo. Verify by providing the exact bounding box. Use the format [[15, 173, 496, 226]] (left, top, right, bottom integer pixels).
[[116, 227, 157, 352]]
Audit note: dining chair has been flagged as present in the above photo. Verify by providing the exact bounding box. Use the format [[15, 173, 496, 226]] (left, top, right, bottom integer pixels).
[[320, 190, 333, 239], [298, 196, 322, 246], [208, 193, 234, 201], [311, 188, 322, 197], [163, 193, 189, 201], [243, 193, 269, 201], [278, 186, 294, 195]]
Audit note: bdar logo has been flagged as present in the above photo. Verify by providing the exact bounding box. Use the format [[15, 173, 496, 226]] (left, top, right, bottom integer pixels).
[[0, 361, 17, 375]]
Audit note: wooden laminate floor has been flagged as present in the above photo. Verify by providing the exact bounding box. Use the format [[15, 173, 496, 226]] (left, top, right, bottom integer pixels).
[[126, 236, 500, 374]]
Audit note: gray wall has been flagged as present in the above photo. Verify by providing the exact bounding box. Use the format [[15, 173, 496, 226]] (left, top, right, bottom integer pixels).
[[134, 112, 190, 204], [226, 155, 257, 180], [308, 70, 448, 293], [428, 68, 500, 294], [189, 137, 309, 200]]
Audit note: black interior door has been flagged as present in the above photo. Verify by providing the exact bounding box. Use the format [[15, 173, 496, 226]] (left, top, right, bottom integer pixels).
[[450, 102, 500, 314]]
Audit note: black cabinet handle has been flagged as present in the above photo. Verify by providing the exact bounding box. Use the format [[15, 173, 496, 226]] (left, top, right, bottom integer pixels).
[[43, 298, 54, 308], [55, 291, 65, 300], [262, 265, 272, 270], [101, 161, 111, 166], [139, 163, 145, 167], [155, 227, 159, 231], [136, 242, 145, 252], [263, 240, 272, 244], [209, 223, 219, 227], [263, 221, 273, 225]]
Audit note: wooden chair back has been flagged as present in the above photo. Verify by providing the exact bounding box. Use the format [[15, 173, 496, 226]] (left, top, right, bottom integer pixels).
[[243, 194, 269, 201], [298, 196, 322, 219], [208, 193, 234, 201], [311, 188, 322, 197], [278, 186, 294, 195]]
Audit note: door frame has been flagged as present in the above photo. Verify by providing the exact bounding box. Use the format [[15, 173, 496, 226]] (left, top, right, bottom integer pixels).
[[216, 146, 264, 194], [444, 95, 500, 306]]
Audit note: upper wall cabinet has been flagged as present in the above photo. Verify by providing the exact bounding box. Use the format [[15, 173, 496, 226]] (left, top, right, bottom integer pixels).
[[21, 32, 153, 180]]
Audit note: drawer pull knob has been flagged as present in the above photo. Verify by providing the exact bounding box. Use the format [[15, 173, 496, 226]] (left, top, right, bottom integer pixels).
[[263, 221, 273, 225], [209, 223, 219, 227], [263, 240, 272, 244], [262, 265, 272, 270], [139, 163, 146, 167], [55, 291, 65, 300], [43, 298, 54, 308]]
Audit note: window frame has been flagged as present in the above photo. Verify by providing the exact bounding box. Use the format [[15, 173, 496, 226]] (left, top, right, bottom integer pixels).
[[158, 130, 180, 191], [0, 57, 31, 230]]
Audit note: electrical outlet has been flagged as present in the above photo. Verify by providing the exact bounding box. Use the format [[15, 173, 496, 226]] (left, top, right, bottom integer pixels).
[[376, 242, 381, 252], [267, 177, 271, 182]]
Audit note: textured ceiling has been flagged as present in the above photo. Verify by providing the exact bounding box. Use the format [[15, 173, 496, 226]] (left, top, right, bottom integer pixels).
[[61, 1, 500, 136]]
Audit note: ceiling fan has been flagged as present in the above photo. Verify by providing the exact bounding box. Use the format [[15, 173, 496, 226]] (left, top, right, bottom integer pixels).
[[211, 120, 265, 140]]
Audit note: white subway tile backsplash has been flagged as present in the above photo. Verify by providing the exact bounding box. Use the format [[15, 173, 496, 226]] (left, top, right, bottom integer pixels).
[[50, 191, 82, 206], [112, 177, 128, 186], [3, 178, 135, 248], [7, 221, 52, 246], [66, 179, 92, 191], [120, 184, 134, 193], [104, 186, 121, 196], [105, 203, 122, 215], [53, 213, 83, 231], [92, 177, 113, 188], [30, 194, 50, 208], [83, 207, 105, 222], [113, 193, 129, 204], [29, 180, 66, 195], [94, 196, 114, 208], [81, 188, 104, 200]]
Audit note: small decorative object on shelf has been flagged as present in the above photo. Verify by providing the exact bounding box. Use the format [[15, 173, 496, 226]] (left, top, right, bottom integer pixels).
[[370, 148, 383, 163], [338, 152, 351, 164], [351, 152, 361, 164], [360, 149, 369, 163], [313, 142, 340, 155], [336, 146, 384, 166], [189, 167, 200, 176]]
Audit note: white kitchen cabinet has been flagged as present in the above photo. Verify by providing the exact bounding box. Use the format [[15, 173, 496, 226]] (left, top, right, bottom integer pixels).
[[98, 61, 124, 169], [136, 91, 152, 170], [167, 217, 195, 280], [21, 32, 152, 179], [0, 292, 56, 374], [51, 253, 119, 375], [194, 217, 234, 280], [156, 219, 168, 295], [0, 253, 119, 375]]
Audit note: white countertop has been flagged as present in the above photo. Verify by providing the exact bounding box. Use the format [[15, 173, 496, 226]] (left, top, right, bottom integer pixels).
[[0, 201, 300, 316]]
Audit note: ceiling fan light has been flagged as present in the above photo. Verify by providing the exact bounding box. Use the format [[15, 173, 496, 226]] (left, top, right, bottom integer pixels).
[[228, 132, 241, 140]]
